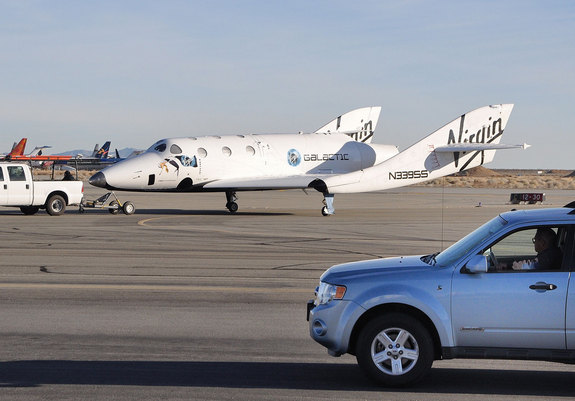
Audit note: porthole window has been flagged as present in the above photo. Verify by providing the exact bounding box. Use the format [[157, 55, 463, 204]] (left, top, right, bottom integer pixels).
[[222, 146, 232, 157], [245, 146, 255, 156], [170, 144, 182, 154], [197, 147, 208, 158]]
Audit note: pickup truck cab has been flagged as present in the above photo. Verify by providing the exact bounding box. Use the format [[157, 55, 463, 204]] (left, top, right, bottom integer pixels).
[[308, 205, 575, 386], [0, 163, 84, 215]]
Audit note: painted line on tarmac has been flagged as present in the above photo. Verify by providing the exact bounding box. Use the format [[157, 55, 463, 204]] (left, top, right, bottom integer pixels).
[[137, 217, 255, 235], [0, 282, 310, 293], [138, 216, 178, 226], [136, 216, 314, 238]]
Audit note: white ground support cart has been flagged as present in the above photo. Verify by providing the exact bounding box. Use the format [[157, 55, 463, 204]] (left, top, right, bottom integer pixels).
[[79, 192, 135, 215]]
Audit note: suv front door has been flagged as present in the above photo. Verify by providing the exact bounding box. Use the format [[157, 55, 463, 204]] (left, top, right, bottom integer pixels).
[[451, 225, 571, 350]]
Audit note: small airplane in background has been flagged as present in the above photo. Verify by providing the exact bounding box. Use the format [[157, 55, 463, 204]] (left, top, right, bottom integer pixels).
[[1, 138, 72, 163], [27, 145, 52, 157], [93, 141, 111, 159], [1, 138, 35, 158], [75, 141, 113, 160], [1, 138, 27, 158], [70, 141, 126, 168], [90, 104, 526, 215], [1, 139, 129, 169]]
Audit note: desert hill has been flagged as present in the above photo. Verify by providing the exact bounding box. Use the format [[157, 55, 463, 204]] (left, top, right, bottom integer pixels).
[[420, 166, 575, 189]]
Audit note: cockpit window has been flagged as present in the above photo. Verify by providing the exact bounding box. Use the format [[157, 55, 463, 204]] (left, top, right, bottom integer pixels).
[[154, 143, 166, 153], [170, 144, 183, 154]]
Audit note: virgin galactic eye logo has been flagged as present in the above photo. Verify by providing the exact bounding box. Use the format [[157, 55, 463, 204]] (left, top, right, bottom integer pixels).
[[287, 149, 301, 167]]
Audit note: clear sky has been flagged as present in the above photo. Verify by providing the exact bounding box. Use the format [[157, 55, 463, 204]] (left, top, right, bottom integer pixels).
[[1, 1, 573, 169]]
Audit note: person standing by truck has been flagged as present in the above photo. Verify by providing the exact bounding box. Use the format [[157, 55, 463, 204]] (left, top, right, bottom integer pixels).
[[62, 171, 75, 181]]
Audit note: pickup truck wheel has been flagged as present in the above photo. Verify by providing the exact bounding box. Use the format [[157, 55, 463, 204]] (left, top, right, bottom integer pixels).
[[46, 194, 66, 216], [20, 206, 40, 215], [356, 314, 433, 387]]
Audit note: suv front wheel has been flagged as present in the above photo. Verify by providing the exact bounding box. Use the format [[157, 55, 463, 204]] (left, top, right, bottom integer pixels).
[[356, 313, 434, 387]]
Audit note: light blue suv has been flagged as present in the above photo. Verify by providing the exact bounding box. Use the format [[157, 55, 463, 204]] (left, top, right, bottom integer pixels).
[[307, 205, 575, 386]]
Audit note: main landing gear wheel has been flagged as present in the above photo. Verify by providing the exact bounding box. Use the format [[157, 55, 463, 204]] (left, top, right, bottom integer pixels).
[[321, 193, 335, 216], [225, 190, 238, 214], [356, 313, 434, 387], [226, 201, 238, 213]]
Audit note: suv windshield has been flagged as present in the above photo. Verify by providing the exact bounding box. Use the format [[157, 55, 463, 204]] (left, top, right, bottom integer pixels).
[[432, 215, 508, 267]]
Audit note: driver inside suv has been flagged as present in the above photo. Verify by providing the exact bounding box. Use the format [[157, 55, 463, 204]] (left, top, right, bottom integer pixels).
[[490, 226, 564, 271], [510, 227, 563, 270]]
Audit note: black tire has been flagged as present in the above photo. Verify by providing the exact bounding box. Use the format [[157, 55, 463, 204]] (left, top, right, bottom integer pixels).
[[355, 313, 434, 387], [45, 194, 66, 216], [109, 200, 120, 214], [122, 201, 135, 215], [20, 206, 40, 215], [226, 201, 238, 213]]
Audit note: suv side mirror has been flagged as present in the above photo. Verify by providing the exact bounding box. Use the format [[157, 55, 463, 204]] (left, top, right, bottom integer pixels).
[[464, 254, 488, 274]]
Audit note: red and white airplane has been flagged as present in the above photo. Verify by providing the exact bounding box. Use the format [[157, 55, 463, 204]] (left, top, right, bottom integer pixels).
[[2, 138, 71, 163], [1, 138, 28, 159]]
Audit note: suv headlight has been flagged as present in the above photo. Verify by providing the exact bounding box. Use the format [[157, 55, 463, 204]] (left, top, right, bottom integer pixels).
[[314, 282, 346, 306]]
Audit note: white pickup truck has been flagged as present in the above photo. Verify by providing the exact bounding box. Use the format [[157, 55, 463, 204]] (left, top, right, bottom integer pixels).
[[0, 163, 84, 216]]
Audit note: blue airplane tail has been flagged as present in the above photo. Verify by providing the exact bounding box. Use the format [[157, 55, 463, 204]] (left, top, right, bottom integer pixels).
[[95, 141, 111, 159]]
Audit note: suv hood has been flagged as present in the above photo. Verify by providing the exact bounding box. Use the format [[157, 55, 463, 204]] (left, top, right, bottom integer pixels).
[[321, 255, 429, 282]]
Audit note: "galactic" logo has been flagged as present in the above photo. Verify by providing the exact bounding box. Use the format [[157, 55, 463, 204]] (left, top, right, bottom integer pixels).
[[303, 153, 350, 162]]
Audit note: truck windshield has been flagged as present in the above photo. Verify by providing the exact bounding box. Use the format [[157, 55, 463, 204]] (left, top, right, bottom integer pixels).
[[433, 215, 507, 267]]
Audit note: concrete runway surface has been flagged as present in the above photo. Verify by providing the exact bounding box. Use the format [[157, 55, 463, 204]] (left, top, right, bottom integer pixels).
[[1, 185, 574, 400]]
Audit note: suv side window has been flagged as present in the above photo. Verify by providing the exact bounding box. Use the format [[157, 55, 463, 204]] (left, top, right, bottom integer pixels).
[[7, 166, 26, 181], [484, 226, 567, 272], [0, 167, 4, 181]]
